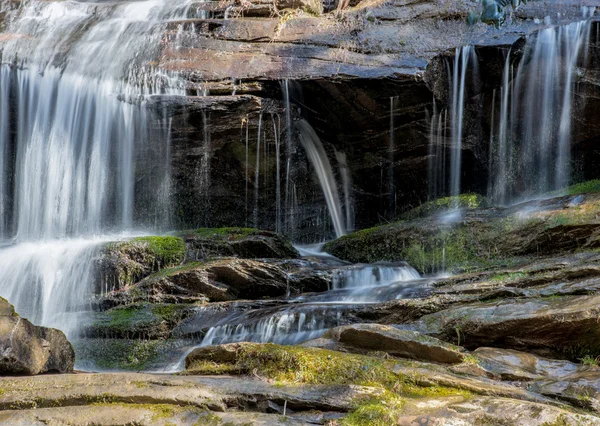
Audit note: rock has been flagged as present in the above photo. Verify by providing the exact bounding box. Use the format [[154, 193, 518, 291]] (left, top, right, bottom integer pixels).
[[0, 371, 382, 413], [82, 303, 193, 340], [312, 323, 466, 364], [409, 294, 600, 359], [97, 236, 186, 292], [183, 228, 299, 261], [185, 342, 243, 367], [471, 347, 600, 413], [397, 395, 600, 426], [139, 258, 292, 303], [324, 194, 600, 273], [473, 347, 581, 382], [0, 298, 74, 375], [0, 406, 310, 426]]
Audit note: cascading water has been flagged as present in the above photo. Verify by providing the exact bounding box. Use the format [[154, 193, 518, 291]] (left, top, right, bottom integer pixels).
[[296, 119, 347, 238], [489, 19, 593, 204], [388, 96, 398, 215], [190, 258, 423, 352], [428, 98, 448, 201], [0, 0, 195, 335], [449, 46, 478, 203], [427, 47, 477, 204]]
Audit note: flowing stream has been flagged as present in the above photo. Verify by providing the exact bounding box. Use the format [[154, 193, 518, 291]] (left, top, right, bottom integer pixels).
[[165, 248, 425, 371]]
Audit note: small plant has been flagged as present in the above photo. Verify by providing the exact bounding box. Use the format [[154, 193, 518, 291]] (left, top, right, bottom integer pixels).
[[462, 354, 480, 365], [579, 354, 600, 367]]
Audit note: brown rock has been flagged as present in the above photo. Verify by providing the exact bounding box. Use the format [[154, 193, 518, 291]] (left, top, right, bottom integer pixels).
[[314, 323, 466, 364], [0, 298, 74, 375]]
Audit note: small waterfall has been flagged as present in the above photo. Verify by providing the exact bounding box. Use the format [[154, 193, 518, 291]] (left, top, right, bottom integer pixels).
[[296, 119, 347, 238], [449, 46, 478, 201], [428, 98, 448, 200], [388, 96, 398, 215], [273, 115, 282, 233], [332, 264, 420, 289], [335, 150, 354, 233], [253, 113, 264, 228], [489, 20, 593, 204], [0, 237, 114, 337], [490, 51, 514, 205], [201, 307, 343, 347], [191, 262, 422, 353]]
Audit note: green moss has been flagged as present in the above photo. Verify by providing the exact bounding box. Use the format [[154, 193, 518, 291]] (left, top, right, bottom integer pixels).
[[186, 344, 474, 426], [324, 194, 600, 274], [72, 338, 179, 371], [541, 414, 571, 426], [340, 394, 405, 426], [129, 236, 186, 266], [564, 180, 600, 195], [193, 227, 262, 241], [186, 344, 469, 397], [401, 194, 485, 221], [105, 236, 186, 287], [87, 303, 192, 339]]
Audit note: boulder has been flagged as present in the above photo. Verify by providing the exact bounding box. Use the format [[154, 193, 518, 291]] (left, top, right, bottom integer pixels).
[[97, 236, 186, 292], [0, 298, 74, 375], [82, 303, 193, 340], [308, 323, 466, 364], [183, 228, 299, 261], [139, 258, 291, 302]]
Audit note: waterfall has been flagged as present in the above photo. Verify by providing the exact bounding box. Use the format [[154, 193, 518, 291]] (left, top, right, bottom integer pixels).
[[428, 98, 447, 200], [490, 20, 593, 204], [296, 119, 347, 238], [490, 51, 514, 205], [331, 264, 420, 289], [388, 96, 398, 215], [0, 0, 194, 334], [449, 46, 477, 201]]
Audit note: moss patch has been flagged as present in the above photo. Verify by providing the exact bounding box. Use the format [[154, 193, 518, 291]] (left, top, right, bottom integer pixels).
[[186, 343, 469, 396], [129, 236, 186, 267], [563, 180, 600, 196], [186, 344, 470, 425], [192, 228, 263, 241], [72, 338, 182, 371], [85, 303, 192, 339], [103, 236, 186, 288], [401, 194, 485, 221], [325, 194, 600, 274]]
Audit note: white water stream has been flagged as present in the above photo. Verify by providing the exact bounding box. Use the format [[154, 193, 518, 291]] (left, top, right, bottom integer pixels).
[[0, 0, 195, 335]]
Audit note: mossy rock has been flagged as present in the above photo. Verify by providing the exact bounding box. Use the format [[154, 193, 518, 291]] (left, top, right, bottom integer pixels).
[[325, 194, 600, 274], [181, 227, 299, 260], [400, 194, 485, 221], [82, 303, 193, 340], [98, 236, 186, 291], [72, 338, 185, 371]]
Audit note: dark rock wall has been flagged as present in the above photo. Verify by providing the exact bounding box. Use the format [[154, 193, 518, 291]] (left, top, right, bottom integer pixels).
[[161, 21, 600, 237]]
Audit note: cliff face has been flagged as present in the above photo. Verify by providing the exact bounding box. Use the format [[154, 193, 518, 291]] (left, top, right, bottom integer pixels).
[[143, 0, 600, 236]]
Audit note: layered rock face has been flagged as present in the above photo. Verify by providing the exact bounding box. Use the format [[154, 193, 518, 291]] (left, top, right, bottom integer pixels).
[[0, 298, 74, 375], [143, 0, 600, 234]]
